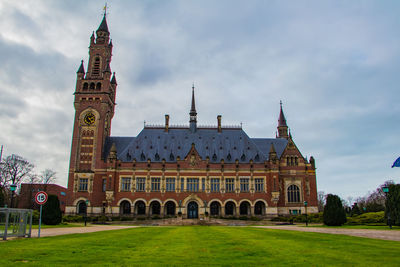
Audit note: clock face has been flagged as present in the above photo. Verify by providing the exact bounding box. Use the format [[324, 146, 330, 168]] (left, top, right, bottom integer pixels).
[[84, 112, 96, 125]]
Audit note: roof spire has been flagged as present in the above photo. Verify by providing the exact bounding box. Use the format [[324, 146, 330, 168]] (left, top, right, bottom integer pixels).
[[77, 60, 85, 74], [277, 101, 289, 139], [278, 100, 287, 127], [189, 84, 197, 133]]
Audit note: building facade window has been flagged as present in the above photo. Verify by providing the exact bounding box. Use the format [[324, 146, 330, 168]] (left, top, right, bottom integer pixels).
[[166, 178, 175, 192], [136, 177, 146, 192], [79, 178, 88, 191], [121, 177, 131, 191], [255, 178, 264, 192], [181, 178, 184, 191], [102, 178, 106, 192], [225, 178, 235, 192], [240, 178, 249, 192], [151, 178, 161, 192], [202, 178, 205, 192], [287, 156, 299, 166], [211, 178, 220, 192], [187, 178, 199, 192], [287, 184, 300, 203]]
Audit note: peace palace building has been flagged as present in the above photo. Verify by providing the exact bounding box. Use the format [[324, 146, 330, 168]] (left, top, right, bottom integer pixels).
[[66, 15, 318, 218]]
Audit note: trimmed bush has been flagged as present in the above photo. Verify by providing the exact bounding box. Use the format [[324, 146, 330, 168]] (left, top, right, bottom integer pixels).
[[63, 215, 84, 222], [42, 195, 62, 225], [323, 194, 347, 226], [346, 211, 385, 225]]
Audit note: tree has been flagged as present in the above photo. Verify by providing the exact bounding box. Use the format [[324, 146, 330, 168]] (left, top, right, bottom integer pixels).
[[317, 191, 325, 212], [386, 184, 400, 226], [42, 194, 62, 225], [323, 194, 347, 226], [0, 154, 34, 207], [39, 169, 57, 184]]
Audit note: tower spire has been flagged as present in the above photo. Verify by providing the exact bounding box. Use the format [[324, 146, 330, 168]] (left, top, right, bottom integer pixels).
[[277, 101, 289, 138], [189, 84, 197, 132]]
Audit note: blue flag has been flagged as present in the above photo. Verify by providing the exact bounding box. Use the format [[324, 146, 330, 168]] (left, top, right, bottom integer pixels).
[[392, 157, 400, 168]]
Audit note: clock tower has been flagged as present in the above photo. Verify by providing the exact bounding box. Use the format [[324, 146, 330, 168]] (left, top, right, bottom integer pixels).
[[68, 14, 117, 194]]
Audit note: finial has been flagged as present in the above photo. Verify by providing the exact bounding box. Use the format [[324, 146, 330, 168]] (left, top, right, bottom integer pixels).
[[280, 100, 282, 108], [103, 3, 108, 16], [192, 82, 195, 90]]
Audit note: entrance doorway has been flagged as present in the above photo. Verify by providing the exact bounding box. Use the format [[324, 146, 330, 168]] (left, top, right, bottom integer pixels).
[[187, 201, 198, 219]]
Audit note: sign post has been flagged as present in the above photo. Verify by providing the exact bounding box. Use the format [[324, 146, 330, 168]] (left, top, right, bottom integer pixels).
[[35, 191, 48, 238]]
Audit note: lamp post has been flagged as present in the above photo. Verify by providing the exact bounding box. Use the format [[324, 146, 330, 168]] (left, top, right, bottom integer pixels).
[[84, 200, 89, 226], [304, 201, 308, 227], [10, 184, 17, 208], [178, 200, 182, 215], [383, 186, 392, 229], [203, 200, 207, 216]]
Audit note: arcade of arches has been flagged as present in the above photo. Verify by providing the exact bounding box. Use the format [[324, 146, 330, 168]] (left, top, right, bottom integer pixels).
[[112, 199, 268, 218]]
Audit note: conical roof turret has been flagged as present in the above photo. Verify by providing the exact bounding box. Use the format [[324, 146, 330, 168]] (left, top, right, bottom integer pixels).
[[97, 14, 109, 33]]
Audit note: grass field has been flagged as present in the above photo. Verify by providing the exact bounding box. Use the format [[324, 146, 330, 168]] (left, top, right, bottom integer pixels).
[[1, 226, 400, 266]]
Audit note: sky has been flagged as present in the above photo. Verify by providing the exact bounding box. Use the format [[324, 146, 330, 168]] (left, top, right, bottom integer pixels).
[[0, 0, 399, 202]]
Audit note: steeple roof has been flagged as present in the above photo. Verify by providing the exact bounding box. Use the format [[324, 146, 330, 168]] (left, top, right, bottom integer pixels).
[[111, 72, 117, 85], [77, 60, 85, 74], [278, 101, 287, 127], [97, 14, 109, 33], [190, 84, 196, 116]]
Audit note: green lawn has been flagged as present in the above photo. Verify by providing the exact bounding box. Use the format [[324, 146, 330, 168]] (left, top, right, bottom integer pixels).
[[1, 226, 400, 266]]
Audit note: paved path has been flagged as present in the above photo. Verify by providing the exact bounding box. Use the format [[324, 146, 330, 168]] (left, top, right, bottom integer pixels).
[[253, 225, 400, 241], [30, 225, 138, 238]]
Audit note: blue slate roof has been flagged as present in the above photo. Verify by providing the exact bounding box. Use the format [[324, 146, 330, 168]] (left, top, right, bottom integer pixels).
[[104, 127, 288, 163]]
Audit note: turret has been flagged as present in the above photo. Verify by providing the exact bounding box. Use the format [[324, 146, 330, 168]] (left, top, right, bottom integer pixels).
[[277, 101, 288, 139]]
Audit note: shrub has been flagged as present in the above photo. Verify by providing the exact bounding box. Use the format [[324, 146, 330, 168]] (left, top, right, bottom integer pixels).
[[239, 216, 248, 220], [250, 216, 262, 221], [32, 210, 40, 224], [346, 211, 385, 225], [151, 215, 161, 220], [42, 195, 62, 225], [323, 194, 347, 226], [63, 215, 84, 222]]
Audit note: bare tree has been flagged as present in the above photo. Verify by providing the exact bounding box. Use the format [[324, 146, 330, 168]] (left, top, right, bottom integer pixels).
[[0, 154, 34, 187], [317, 191, 325, 212], [39, 169, 57, 184], [0, 154, 34, 207]]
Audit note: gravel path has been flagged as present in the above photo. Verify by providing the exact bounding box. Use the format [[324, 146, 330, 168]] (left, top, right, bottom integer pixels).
[[253, 225, 400, 241], [30, 225, 138, 238]]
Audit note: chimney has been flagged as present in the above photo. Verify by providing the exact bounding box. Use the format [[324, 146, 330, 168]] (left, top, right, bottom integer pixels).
[[217, 115, 222, 133], [165, 114, 169, 132]]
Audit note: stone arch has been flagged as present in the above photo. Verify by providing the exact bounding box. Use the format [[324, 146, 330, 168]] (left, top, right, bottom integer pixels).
[[223, 199, 238, 206], [119, 200, 131, 215], [73, 197, 89, 206], [224, 200, 237, 216], [149, 199, 162, 215], [238, 199, 252, 206], [208, 198, 223, 207], [182, 194, 203, 207], [117, 198, 132, 206], [96, 82, 101, 90], [239, 200, 251, 216], [163, 199, 178, 206], [164, 200, 176, 216], [89, 82, 95, 90], [134, 200, 146, 216], [132, 198, 147, 206], [209, 200, 222, 216], [252, 199, 268, 207], [82, 82, 88, 90], [254, 200, 266, 215]]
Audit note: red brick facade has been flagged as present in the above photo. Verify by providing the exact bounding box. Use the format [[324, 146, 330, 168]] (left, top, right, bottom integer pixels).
[[18, 184, 67, 212], [65, 15, 318, 218]]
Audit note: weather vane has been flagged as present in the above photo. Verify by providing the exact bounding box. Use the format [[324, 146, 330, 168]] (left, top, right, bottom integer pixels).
[[103, 2, 108, 16]]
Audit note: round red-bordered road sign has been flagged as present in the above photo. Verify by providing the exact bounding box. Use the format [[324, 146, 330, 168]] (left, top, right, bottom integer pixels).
[[35, 191, 48, 205]]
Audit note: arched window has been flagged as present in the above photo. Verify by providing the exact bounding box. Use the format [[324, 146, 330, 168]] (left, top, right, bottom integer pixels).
[[254, 201, 265, 215], [135, 201, 146, 215], [287, 184, 300, 203], [150, 201, 160, 215], [83, 83, 88, 91], [77, 200, 87, 215], [239, 202, 250, 216], [165, 201, 176, 216], [225, 201, 235, 216], [90, 83, 95, 90], [96, 82, 101, 90], [210, 201, 220, 216], [120, 200, 131, 215]]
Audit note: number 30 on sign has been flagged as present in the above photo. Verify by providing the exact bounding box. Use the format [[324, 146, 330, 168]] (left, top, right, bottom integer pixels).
[[35, 191, 48, 205]]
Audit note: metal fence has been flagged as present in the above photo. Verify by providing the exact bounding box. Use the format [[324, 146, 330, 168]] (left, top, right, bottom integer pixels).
[[0, 208, 33, 240]]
